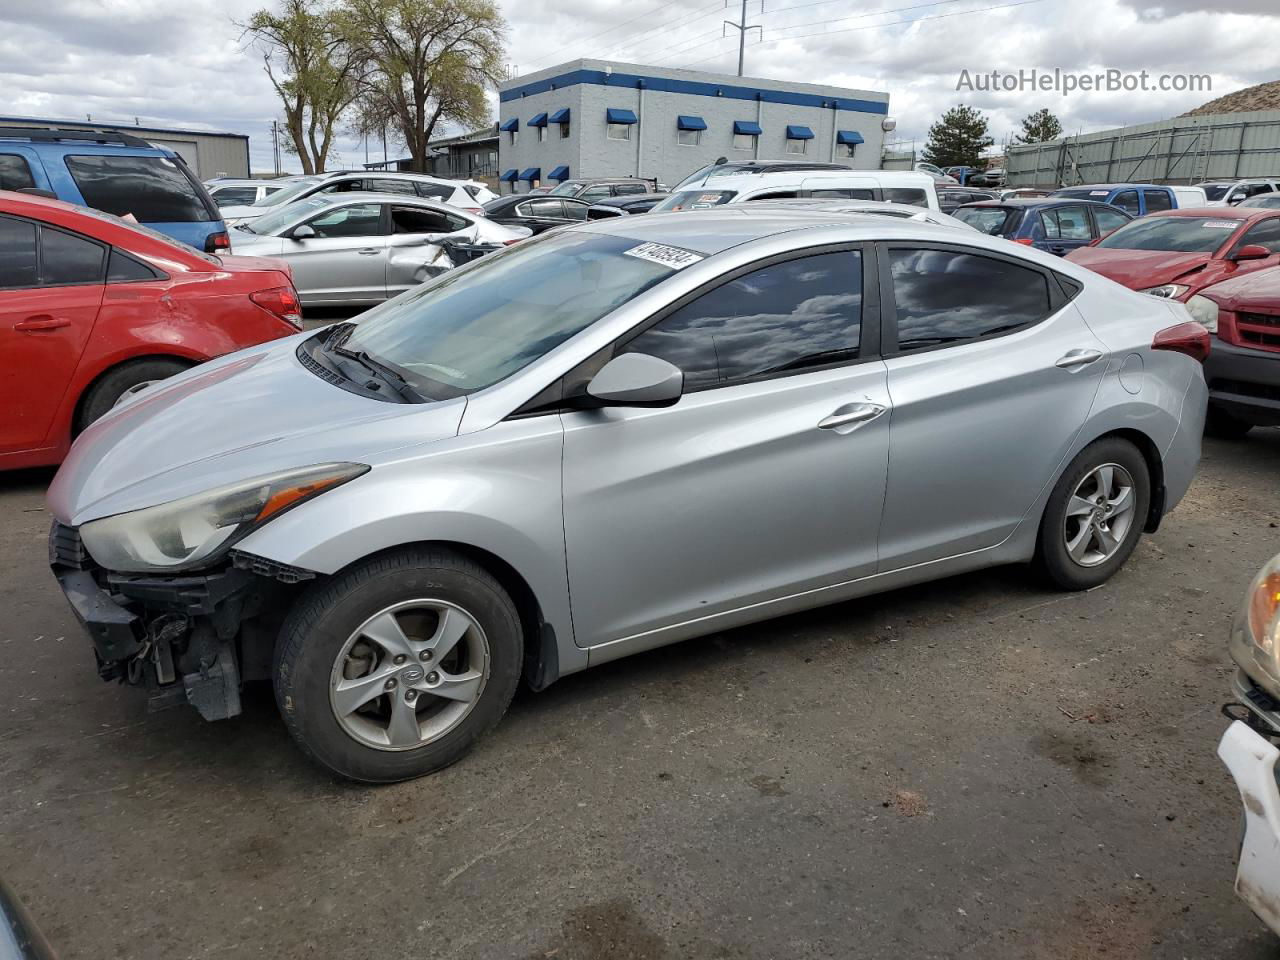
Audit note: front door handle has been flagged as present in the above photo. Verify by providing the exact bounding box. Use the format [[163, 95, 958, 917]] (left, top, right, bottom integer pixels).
[[1055, 348, 1104, 369], [357, 247, 381, 255], [14, 315, 71, 332], [818, 402, 886, 431]]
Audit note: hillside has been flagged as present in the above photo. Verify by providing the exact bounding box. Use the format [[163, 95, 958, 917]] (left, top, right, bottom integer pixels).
[[1181, 79, 1280, 116]]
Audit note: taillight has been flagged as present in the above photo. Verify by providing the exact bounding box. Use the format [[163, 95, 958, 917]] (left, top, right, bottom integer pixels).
[[205, 230, 231, 253], [251, 285, 303, 329], [464, 207, 485, 217], [1014, 237, 1035, 245], [1152, 321, 1210, 363]]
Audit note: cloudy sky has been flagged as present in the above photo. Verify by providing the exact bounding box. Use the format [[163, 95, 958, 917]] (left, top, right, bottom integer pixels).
[[2, 0, 1277, 173]]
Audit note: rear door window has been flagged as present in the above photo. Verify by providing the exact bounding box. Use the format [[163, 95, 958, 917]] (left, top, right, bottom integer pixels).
[[305, 203, 384, 238], [562, 200, 589, 221], [1041, 205, 1092, 240], [415, 183, 453, 200], [580, 186, 611, 202], [366, 178, 420, 196], [807, 188, 876, 200], [390, 206, 467, 234], [64, 155, 213, 222], [953, 206, 1015, 235], [1143, 189, 1172, 213], [1111, 190, 1140, 216], [886, 247, 1052, 352], [211, 186, 258, 207], [882, 187, 928, 207], [41, 227, 106, 285], [526, 199, 566, 218], [1093, 206, 1129, 236], [621, 251, 863, 390], [0, 154, 35, 191], [0, 216, 38, 288]]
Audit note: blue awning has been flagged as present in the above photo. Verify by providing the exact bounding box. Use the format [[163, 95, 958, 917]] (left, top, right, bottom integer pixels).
[[499, 168, 519, 182], [677, 115, 707, 131], [529, 112, 548, 127], [548, 165, 570, 181], [733, 120, 762, 136], [549, 108, 571, 124], [606, 108, 638, 125], [786, 125, 815, 140], [499, 118, 518, 132], [519, 167, 541, 181], [836, 130, 865, 146]]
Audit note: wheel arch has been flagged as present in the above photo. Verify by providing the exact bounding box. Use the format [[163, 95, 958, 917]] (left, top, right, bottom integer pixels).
[[72, 352, 200, 433], [1068, 426, 1167, 533]]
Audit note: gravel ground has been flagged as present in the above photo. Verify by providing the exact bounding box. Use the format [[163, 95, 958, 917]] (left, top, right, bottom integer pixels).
[[1, 430, 1278, 959]]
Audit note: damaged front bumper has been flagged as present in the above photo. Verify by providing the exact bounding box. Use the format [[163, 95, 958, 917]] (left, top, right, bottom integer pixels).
[[48, 521, 311, 721], [1218, 717, 1280, 937]]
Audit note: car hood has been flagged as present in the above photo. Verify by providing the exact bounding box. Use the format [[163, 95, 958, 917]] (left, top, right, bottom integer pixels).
[[1064, 248, 1211, 289], [47, 336, 467, 526], [1198, 265, 1280, 309]]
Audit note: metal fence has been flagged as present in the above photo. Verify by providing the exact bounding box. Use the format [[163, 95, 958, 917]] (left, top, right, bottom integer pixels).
[[1006, 109, 1280, 188]]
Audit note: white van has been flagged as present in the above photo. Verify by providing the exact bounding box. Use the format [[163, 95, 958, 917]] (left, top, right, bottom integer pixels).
[[1171, 185, 1208, 208], [651, 169, 941, 213]]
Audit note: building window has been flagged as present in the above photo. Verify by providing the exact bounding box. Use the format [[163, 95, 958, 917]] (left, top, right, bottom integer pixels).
[[510, 130, 518, 146], [837, 142, 856, 159], [537, 126, 547, 142], [733, 133, 756, 151], [677, 129, 700, 147], [786, 137, 808, 155], [608, 123, 632, 141], [560, 122, 570, 139]]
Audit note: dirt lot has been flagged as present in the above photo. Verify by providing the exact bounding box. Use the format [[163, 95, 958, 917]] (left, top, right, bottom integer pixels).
[[2, 431, 1279, 960]]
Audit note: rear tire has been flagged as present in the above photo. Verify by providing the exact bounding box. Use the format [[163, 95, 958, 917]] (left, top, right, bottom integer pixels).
[[1205, 405, 1253, 440], [76, 358, 190, 434], [274, 547, 522, 783], [1036, 437, 1151, 591]]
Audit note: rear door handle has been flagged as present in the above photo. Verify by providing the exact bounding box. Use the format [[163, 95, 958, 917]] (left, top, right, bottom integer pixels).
[[357, 248, 381, 255], [818, 402, 886, 431], [14, 315, 71, 332], [1055, 348, 1104, 368]]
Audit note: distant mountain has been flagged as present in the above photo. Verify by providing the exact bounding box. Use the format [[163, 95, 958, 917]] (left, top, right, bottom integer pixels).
[[1181, 80, 1280, 117]]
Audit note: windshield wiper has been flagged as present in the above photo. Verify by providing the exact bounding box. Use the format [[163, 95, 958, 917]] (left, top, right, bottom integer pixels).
[[324, 324, 423, 403]]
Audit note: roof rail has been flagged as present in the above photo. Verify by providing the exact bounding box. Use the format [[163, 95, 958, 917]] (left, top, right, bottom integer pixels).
[[0, 126, 154, 148]]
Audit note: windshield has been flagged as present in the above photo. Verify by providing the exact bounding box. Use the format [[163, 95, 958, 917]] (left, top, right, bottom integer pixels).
[[1200, 184, 1230, 201], [340, 231, 691, 398], [549, 181, 583, 196], [253, 177, 321, 207], [953, 206, 1015, 235], [240, 196, 331, 235], [60, 203, 219, 263], [1096, 216, 1243, 252], [652, 190, 736, 212]]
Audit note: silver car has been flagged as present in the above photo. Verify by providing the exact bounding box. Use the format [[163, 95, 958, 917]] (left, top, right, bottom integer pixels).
[[48, 209, 1209, 782], [228, 193, 529, 306]]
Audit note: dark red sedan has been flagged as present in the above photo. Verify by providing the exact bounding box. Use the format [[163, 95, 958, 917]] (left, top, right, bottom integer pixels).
[[1066, 207, 1280, 302], [1, 191, 301, 470]]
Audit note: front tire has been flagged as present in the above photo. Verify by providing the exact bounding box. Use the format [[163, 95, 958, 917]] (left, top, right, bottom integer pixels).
[[274, 548, 523, 783], [1036, 437, 1150, 590]]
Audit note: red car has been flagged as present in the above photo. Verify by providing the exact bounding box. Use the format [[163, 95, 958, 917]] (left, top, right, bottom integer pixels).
[[1066, 207, 1280, 302], [1183, 266, 1280, 437], [0, 191, 301, 470]]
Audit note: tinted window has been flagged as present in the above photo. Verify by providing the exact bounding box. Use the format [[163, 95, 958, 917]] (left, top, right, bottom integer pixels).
[[1111, 190, 1140, 216], [613, 183, 646, 196], [525, 199, 565, 218], [0, 217, 37, 288], [953, 206, 1015, 235], [1243, 182, 1276, 199], [1041, 205, 1092, 241], [1237, 218, 1280, 253], [390, 206, 466, 234], [748, 191, 800, 200], [1093, 206, 1130, 236], [1201, 184, 1230, 201], [888, 248, 1051, 352], [883, 188, 928, 207], [1143, 189, 1172, 213], [65, 155, 212, 222], [1097, 216, 1243, 252], [211, 186, 258, 206], [622, 252, 862, 390], [415, 183, 453, 200], [0, 154, 35, 191], [562, 200, 590, 221], [807, 188, 876, 200], [41, 227, 105, 285], [107, 248, 159, 282], [580, 186, 611, 202], [306, 203, 383, 238]]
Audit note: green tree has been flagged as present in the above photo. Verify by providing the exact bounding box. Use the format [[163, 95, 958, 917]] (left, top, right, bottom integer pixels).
[[922, 104, 993, 169], [243, 0, 364, 173], [337, 0, 505, 172], [1013, 107, 1063, 144]]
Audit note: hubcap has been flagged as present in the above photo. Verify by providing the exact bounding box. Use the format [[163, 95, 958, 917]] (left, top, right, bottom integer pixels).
[[1063, 463, 1137, 568], [328, 599, 489, 751]]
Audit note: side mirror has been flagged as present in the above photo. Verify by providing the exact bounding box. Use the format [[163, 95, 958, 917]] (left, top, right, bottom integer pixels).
[[1227, 194, 1244, 205], [290, 224, 316, 240], [1232, 243, 1271, 261], [585, 353, 683, 408]]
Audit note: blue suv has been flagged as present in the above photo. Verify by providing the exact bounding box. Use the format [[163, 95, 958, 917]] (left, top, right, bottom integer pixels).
[[952, 198, 1133, 255], [0, 127, 228, 252]]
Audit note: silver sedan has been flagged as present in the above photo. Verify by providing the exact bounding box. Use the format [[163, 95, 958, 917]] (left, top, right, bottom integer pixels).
[[228, 193, 529, 306], [50, 208, 1209, 782]]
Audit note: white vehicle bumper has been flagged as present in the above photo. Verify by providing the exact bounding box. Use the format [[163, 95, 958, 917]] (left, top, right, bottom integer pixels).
[[1218, 719, 1280, 935]]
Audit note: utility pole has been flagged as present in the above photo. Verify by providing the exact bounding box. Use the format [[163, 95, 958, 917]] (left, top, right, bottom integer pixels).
[[270, 120, 281, 176], [723, 0, 762, 77]]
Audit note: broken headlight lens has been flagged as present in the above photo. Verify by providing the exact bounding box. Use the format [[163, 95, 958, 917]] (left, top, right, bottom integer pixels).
[[1246, 555, 1280, 657], [80, 463, 368, 573]]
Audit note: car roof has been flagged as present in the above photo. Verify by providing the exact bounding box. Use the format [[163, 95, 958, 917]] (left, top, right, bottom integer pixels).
[[1143, 206, 1278, 220], [278, 191, 469, 214], [207, 178, 265, 187], [963, 197, 1119, 208], [686, 170, 935, 191], [1055, 183, 1171, 191], [320, 171, 464, 186]]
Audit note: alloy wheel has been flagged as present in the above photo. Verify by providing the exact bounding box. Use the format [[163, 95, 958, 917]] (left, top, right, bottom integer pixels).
[[1062, 463, 1137, 568]]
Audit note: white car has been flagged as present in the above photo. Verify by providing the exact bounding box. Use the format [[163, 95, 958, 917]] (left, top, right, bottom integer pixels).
[[227, 192, 529, 306], [732, 197, 976, 229], [915, 161, 960, 185], [1198, 179, 1280, 208], [220, 172, 498, 225], [653, 170, 941, 212], [204, 177, 299, 208]]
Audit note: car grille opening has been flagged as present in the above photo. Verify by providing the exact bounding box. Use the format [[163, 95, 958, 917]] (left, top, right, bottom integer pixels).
[[1237, 312, 1280, 353], [48, 521, 90, 569]]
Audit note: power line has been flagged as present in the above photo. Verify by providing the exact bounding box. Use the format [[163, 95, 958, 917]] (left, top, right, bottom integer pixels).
[[525, 0, 717, 69], [598, 0, 727, 62]]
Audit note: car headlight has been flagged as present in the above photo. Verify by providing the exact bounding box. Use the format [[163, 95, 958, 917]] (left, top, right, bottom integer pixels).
[[1141, 283, 1191, 300], [80, 463, 368, 573], [1184, 294, 1220, 333], [1230, 554, 1280, 697]]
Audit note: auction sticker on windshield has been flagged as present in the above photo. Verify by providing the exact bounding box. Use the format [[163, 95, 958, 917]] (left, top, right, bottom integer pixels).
[[624, 242, 705, 269], [1203, 220, 1242, 229]]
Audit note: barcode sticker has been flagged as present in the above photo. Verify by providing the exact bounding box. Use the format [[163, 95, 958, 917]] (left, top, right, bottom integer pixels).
[[1202, 220, 1240, 229], [623, 242, 705, 269]]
